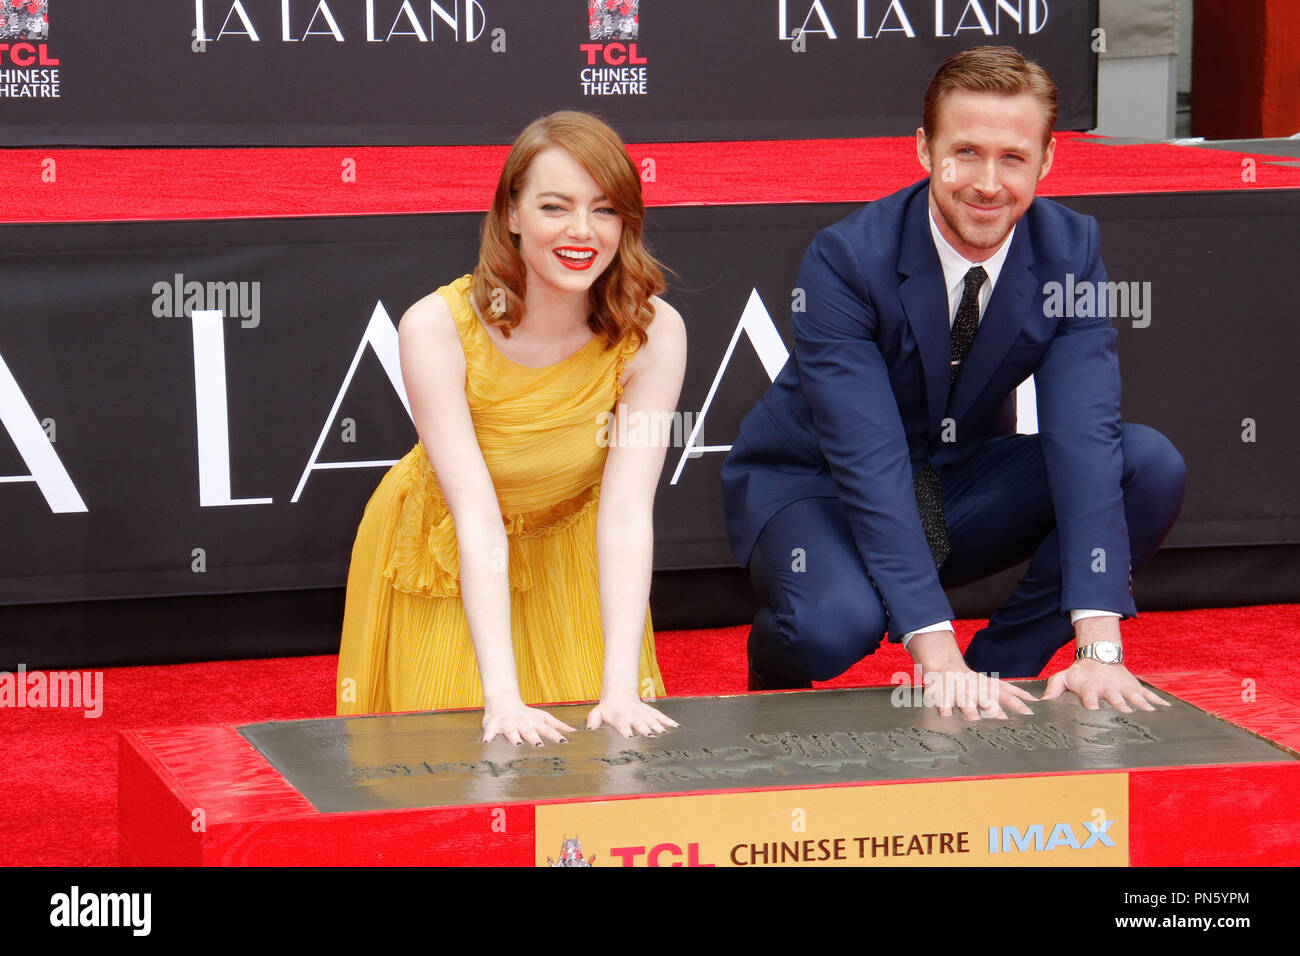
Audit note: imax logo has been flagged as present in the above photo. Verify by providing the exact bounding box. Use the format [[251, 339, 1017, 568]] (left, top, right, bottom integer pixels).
[[988, 819, 1116, 854]]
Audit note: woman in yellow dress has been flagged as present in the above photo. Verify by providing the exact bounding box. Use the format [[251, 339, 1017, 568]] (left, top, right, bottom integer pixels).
[[336, 111, 686, 746]]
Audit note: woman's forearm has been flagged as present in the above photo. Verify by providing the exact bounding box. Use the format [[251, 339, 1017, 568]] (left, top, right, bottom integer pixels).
[[454, 513, 521, 707], [596, 505, 655, 700]]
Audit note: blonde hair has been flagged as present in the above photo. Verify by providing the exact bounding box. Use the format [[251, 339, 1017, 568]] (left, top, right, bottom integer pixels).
[[923, 45, 1058, 149], [471, 111, 666, 349]]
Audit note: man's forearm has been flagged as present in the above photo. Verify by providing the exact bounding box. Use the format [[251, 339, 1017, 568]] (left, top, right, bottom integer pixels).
[[906, 610, 1122, 663]]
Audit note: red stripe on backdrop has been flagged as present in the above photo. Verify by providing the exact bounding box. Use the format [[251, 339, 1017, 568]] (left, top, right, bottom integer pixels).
[[6, 133, 1300, 225]]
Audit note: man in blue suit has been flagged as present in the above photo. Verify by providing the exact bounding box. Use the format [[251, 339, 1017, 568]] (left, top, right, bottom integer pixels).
[[721, 46, 1186, 719]]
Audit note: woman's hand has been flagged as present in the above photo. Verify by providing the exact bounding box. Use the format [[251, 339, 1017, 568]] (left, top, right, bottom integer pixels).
[[586, 694, 680, 738], [482, 701, 577, 746]]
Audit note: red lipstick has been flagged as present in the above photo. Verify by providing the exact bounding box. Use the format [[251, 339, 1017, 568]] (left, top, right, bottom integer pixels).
[[554, 246, 598, 270]]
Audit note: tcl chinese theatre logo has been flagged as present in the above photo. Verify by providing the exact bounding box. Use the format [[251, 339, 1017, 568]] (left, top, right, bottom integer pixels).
[[0, 0, 47, 39], [581, 0, 647, 96], [0, 0, 60, 98]]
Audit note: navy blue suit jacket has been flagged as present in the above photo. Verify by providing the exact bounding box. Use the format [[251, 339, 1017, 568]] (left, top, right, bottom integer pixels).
[[721, 179, 1134, 639]]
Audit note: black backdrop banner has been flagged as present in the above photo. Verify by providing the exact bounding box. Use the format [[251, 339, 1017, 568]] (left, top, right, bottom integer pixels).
[[1, 191, 1298, 606], [1, 1, 1097, 146]]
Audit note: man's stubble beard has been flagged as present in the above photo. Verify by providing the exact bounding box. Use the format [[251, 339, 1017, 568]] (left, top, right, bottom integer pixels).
[[943, 193, 1016, 253]]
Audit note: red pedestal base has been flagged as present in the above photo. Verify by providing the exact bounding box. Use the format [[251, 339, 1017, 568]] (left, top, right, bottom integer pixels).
[[118, 671, 1300, 866]]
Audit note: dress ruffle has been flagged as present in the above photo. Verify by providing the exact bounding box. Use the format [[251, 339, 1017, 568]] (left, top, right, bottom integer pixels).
[[612, 334, 635, 402], [382, 443, 604, 598]]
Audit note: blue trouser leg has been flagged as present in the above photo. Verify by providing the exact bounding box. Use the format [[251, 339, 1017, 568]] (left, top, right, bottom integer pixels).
[[747, 495, 889, 685], [745, 423, 1185, 684], [959, 423, 1186, 676]]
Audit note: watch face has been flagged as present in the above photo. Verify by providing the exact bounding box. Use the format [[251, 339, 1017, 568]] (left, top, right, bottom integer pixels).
[[1095, 642, 1120, 664]]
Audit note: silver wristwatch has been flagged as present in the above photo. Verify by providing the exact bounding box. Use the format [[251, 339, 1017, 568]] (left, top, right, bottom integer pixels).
[[1075, 640, 1123, 664]]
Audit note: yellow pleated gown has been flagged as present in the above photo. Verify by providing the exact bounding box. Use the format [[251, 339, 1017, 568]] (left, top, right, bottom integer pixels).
[[336, 275, 666, 715]]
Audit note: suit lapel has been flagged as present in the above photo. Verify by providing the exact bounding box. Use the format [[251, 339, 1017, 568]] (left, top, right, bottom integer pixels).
[[947, 215, 1038, 423], [897, 185, 952, 441]]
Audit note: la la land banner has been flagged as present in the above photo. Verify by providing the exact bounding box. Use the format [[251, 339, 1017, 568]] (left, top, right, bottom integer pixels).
[[1, 1, 1097, 145]]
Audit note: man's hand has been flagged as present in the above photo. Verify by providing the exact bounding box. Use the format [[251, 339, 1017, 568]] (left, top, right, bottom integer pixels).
[[908, 630, 1037, 720], [921, 665, 1039, 719], [1042, 659, 1169, 713], [1043, 615, 1171, 712]]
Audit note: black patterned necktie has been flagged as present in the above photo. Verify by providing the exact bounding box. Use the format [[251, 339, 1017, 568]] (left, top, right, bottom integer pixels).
[[913, 464, 948, 569], [949, 265, 987, 385], [914, 265, 988, 569]]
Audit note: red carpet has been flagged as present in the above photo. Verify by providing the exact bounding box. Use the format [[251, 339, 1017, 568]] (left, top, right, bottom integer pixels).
[[5, 136, 1298, 864], [6, 133, 1300, 225], [1, 604, 1296, 867]]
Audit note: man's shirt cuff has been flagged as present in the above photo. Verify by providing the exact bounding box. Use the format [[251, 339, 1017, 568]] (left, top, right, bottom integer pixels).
[[902, 621, 952, 649], [1070, 609, 1121, 624], [903, 610, 1119, 649]]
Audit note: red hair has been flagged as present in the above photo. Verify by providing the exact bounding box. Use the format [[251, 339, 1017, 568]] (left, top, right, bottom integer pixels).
[[470, 111, 666, 349]]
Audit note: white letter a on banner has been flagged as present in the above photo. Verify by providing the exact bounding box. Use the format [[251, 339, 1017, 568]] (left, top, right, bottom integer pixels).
[[0, 348, 88, 513], [669, 288, 789, 485], [291, 302, 412, 503]]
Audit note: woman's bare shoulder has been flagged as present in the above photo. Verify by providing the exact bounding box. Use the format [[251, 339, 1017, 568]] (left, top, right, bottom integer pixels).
[[640, 295, 686, 355], [622, 295, 686, 382], [401, 289, 458, 336], [399, 288, 468, 382]]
